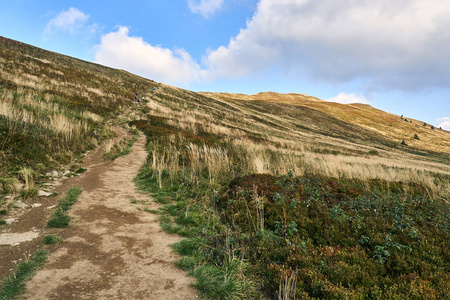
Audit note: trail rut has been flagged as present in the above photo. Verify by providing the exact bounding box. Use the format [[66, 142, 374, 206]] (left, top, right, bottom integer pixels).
[[24, 127, 198, 299]]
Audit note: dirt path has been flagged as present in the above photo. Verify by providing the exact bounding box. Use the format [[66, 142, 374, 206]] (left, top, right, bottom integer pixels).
[[23, 127, 198, 299]]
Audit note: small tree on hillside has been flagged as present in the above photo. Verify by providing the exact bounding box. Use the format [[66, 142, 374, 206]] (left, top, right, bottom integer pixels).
[[401, 139, 407, 146], [413, 134, 420, 140]]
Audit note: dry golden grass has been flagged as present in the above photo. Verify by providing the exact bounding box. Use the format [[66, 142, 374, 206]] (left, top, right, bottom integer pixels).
[[202, 92, 450, 155], [0, 89, 92, 142], [143, 89, 450, 199], [2, 36, 448, 200]]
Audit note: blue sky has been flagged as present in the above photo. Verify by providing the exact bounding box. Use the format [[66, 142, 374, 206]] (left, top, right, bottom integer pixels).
[[1, 0, 449, 129]]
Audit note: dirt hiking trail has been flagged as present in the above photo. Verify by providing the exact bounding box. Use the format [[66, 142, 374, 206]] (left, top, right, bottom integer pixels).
[[24, 127, 198, 299]]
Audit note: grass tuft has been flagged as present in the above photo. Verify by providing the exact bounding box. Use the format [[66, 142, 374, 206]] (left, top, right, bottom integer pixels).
[[0, 249, 48, 299], [43, 235, 64, 245], [47, 187, 82, 228]]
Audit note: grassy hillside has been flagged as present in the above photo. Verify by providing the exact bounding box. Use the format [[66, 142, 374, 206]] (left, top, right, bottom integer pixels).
[[1, 36, 449, 299], [201, 91, 450, 156], [0, 36, 158, 174]]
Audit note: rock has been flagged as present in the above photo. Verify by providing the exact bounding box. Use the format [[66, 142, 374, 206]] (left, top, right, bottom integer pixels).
[[52, 171, 59, 177], [31, 203, 42, 208], [0, 232, 40, 245], [5, 218, 17, 224], [12, 201, 29, 209], [63, 170, 71, 176], [38, 190, 53, 197]]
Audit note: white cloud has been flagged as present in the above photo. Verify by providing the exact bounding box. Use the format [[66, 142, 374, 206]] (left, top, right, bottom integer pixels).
[[437, 117, 450, 130], [188, 0, 224, 18], [45, 7, 90, 34], [94, 26, 203, 85], [203, 0, 450, 91], [326, 93, 370, 104]]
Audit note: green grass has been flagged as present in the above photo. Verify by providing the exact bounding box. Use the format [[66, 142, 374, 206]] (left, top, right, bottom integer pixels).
[[135, 165, 258, 299], [75, 167, 87, 174], [135, 145, 450, 299], [0, 249, 48, 299], [47, 187, 82, 228], [143, 208, 158, 214], [103, 129, 140, 161], [43, 235, 64, 245]]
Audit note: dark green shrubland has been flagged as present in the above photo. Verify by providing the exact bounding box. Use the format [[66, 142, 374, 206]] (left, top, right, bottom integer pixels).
[[135, 124, 450, 299]]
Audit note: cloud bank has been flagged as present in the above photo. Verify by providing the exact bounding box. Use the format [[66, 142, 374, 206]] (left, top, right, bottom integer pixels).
[[187, 0, 224, 18], [204, 0, 450, 91], [94, 26, 202, 85], [45, 7, 90, 34], [94, 0, 450, 93]]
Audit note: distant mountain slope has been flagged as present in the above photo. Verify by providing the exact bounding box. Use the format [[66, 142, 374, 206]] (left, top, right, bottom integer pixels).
[[200, 92, 450, 155]]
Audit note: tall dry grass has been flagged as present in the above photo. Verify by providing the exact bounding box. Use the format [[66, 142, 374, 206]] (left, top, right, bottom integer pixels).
[[0, 89, 97, 142], [149, 139, 231, 188], [141, 86, 450, 200]]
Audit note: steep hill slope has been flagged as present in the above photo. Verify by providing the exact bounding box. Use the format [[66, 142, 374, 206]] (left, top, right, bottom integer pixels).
[[1, 35, 449, 181], [1, 36, 450, 299], [0, 36, 157, 174]]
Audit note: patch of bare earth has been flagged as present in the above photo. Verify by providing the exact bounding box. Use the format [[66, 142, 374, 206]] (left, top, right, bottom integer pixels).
[[21, 127, 198, 299]]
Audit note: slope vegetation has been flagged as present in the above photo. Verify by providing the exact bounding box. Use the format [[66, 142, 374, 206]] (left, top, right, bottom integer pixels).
[[1, 36, 449, 299], [201, 91, 450, 155]]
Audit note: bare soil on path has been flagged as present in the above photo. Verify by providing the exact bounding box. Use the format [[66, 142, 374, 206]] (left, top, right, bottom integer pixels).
[[9, 127, 197, 299]]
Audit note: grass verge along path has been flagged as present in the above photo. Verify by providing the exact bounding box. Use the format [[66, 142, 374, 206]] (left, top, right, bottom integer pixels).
[[47, 187, 82, 228], [0, 250, 48, 299]]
